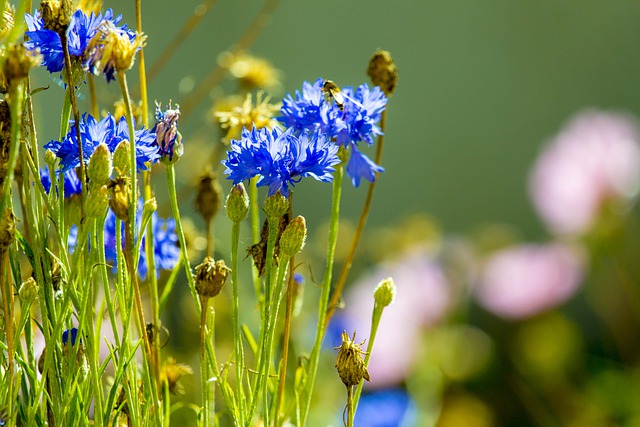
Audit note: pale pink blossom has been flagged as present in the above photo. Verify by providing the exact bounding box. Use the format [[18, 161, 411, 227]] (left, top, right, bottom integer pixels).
[[529, 110, 640, 235], [339, 247, 451, 388], [474, 243, 584, 320]]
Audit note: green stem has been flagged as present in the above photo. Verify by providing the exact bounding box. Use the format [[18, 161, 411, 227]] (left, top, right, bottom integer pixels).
[[231, 220, 246, 424], [200, 297, 210, 427], [165, 164, 200, 311], [300, 163, 343, 425], [351, 304, 383, 423], [249, 178, 261, 303]]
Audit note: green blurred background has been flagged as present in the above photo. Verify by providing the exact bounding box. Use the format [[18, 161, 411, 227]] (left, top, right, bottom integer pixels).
[[29, 0, 640, 238]]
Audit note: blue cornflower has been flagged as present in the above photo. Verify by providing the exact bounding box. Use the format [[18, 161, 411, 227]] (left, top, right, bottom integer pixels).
[[62, 327, 79, 346], [223, 126, 340, 197], [152, 102, 183, 163], [103, 207, 179, 280], [44, 113, 159, 174], [353, 388, 417, 427], [278, 78, 388, 187], [40, 167, 82, 196], [25, 9, 130, 75]]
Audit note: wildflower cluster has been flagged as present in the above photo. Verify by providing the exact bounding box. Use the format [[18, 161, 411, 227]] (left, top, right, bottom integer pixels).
[[44, 113, 159, 173]]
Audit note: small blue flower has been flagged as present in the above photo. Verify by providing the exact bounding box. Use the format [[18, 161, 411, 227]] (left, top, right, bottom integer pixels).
[[353, 388, 417, 427], [278, 78, 387, 187], [44, 113, 159, 174], [25, 9, 130, 75], [103, 207, 179, 280], [152, 102, 183, 162], [222, 126, 340, 197], [40, 167, 83, 196], [62, 327, 79, 346]]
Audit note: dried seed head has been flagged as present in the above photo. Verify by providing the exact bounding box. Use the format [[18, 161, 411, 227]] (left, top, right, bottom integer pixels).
[[279, 215, 306, 257], [0, 208, 16, 250], [108, 176, 131, 221], [39, 0, 72, 35], [374, 277, 396, 308], [86, 20, 146, 77], [195, 256, 231, 299], [195, 168, 222, 223], [2, 43, 41, 83], [367, 49, 398, 96], [334, 330, 370, 388], [160, 357, 193, 395]]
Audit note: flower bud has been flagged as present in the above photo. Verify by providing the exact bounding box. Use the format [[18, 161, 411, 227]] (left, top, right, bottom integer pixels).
[[88, 143, 112, 187], [44, 149, 57, 166], [195, 256, 231, 299], [86, 185, 109, 220], [153, 101, 183, 164], [225, 183, 249, 223], [279, 215, 306, 257], [367, 49, 398, 96], [108, 176, 131, 220], [264, 191, 287, 221], [19, 277, 39, 306], [373, 277, 396, 308], [39, 0, 72, 35], [334, 330, 370, 388], [113, 140, 130, 176], [195, 168, 222, 223]]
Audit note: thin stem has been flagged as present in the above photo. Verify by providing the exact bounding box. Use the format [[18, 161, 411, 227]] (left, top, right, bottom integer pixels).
[[165, 164, 201, 312], [60, 32, 87, 220], [326, 110, 387, 328], [199, 297, 210, 427], [180, 0, 282, 122], [249, 178, 261, 304], [147, 0, 218, 83], [135, 0, 149, 127], [231, 220, 246, 424], [274, 256, 294, 426], [0, 80, 24, 215], [300, 163, 344, 425]]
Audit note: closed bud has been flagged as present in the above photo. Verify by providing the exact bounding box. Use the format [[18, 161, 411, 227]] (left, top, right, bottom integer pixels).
[[195, 256, 231, 299], [264, 191, 287, 221], [113, 140, 130, 176], [334, 330, 370, 388], [225, 183, 249, 223], [88, 143, 112, 187], [86, 185, 109, 220], [19, 277, 39, 306], [279, 215, 306, 257], [44, 149, 57, 166], [195, 168, 222, 223], [373, 277, 396, 308], [39, 0, 72, 35], [108, 176, 131, 220], [367, 49, 398, 96]]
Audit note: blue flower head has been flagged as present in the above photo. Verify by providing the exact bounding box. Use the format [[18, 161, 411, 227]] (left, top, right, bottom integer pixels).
[[25, 9, 129, 75], [62, 327, 79, 346], [223, 126, 340, 197], [103, 206, 179, 280], [152, 101, 183, 163], [40, 167, 82, 196], [278, 78, 388, 187], [44, 113, 159, 174]]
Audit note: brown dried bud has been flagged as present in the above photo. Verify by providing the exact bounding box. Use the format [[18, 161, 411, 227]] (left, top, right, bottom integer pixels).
[[19, 277, 39, 306], [108, 176, 131, 220], [0, 208, 16, 250], [334, 330, 370, 388], [195, 168, 222, 223], [367, 49, 398, 96], [39, 0, 72, 35], [195, 256, 231, 298], [3, 43, 40, 83]]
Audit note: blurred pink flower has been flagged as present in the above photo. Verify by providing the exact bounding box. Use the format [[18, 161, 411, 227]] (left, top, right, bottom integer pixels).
[[339, 247, 451, 388], [529, 110, 640, 235], [475, 243, 584, 320]]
